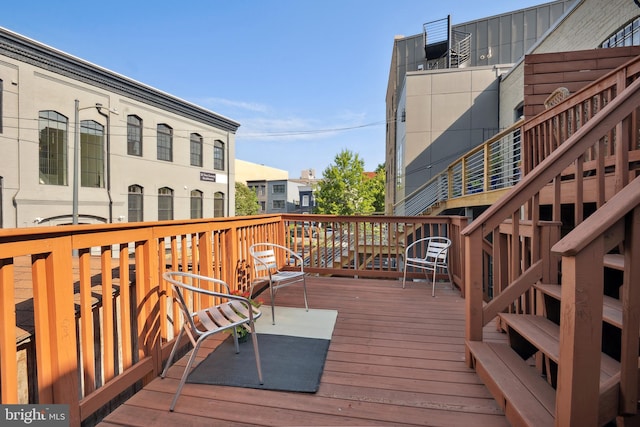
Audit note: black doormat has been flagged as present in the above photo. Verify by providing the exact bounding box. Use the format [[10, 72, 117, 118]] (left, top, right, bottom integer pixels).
[[187, 334, 330, 393]]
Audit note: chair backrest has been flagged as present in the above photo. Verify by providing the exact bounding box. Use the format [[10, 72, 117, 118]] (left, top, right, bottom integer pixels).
[[250, 245, 278, 273], [406, 237, 451, 262], [163, 271, 232, 336], [425, 238, 450, 262]]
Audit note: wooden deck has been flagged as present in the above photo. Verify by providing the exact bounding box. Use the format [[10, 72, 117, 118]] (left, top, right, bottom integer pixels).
[[98, 276, 508, 426]]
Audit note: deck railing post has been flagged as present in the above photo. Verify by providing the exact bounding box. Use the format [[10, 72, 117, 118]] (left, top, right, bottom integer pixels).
[[464, 229, 484, 366], [34, 238, 80, 426], [555, 239, 604, 426]]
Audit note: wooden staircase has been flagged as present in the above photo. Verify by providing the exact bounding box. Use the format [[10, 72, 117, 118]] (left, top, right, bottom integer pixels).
[[461, 55, 640, 426]]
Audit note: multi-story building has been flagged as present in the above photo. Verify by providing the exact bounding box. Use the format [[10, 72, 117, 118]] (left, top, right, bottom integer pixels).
[[386, 0, 576, 214], [243, 166, 318, 214], [0, 27, 237, 228], [388, 0, 640, 217]]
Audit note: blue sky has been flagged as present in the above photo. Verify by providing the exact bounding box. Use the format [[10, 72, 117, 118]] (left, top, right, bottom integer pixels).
[[5, 0, 545, 178]]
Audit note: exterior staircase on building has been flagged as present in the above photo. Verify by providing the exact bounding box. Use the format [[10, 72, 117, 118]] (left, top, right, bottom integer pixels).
[[462, 55, 640, 426]]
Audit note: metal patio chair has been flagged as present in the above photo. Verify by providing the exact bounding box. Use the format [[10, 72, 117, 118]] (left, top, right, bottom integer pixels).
[[160, 271, 263, 411], [250, 243, 309, 325], [402, 236, 453, 297]]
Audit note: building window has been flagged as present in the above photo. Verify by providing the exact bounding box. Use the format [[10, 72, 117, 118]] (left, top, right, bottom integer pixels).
[[260, 201, 266, 211], [190, 190, 203, 219], [157, 124, 173, 161], [38, 110, 68, 185], [273, 184, 285, 194], [273, 200, 285, 209], [214, 140, 224, 170], [127, 115, 142, 156], [302, 195, 310, 207], [260, 185, 265, 196], [190, 133, 203, 166], [214, 191, 224, 217], [602, 17, 640, 47], [128, 185, 143, 222], [81, 120, 104, 188], [158, 187, 174, 220]]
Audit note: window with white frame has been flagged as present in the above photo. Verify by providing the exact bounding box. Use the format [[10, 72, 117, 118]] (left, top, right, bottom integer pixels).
[[128, 185, 143, 222], [190, 133, 203, 166], [81, 120, 104, 188], [157, 124, 173, 161], [38, 110, 68, 185], [214, 192, 225, 217], [127, 115, 142, 156], [214, 140, 224, 170], [190, 189, 203, 218], [158, 187, 174, 220]]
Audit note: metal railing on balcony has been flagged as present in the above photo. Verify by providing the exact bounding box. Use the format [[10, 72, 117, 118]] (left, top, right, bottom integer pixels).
[[394, 119, 523, 216]]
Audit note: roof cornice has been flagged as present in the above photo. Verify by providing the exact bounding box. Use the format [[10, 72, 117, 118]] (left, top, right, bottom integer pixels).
[[0, 27, 240, 132]]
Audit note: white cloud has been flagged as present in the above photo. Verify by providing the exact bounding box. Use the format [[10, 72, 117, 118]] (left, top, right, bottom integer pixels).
[[197, 97, 270, 113]]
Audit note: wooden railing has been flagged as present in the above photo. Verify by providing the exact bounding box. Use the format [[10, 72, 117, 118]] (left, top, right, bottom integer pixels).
[[551, 175, 640, 425], [282, 214, 467, 288], [462, 55, 640, 424], [0, 213, 465, 426]]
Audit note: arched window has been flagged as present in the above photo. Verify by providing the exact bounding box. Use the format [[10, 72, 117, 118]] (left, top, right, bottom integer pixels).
[[214, 140, 225, 170], [38, 110, 68, 185], [157, 124, 173, 161], [601, 16, 640, 47], [214, 192, 225, 217], [190, 133, 203, 167], [158, 187, 174, 220], [190, 190, 203, 219], [127, 115, 143, 156], [81, 120, 104, 188], [128, 185, 143, 222]]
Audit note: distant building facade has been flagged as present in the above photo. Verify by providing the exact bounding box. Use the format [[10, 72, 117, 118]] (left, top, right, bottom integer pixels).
[[0, 27, 237, 228], [245, 168, 319, 214], [386, 0, 577, 214]]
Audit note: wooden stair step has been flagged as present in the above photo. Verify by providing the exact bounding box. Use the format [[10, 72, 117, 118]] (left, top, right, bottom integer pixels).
[[603, 253, 624, 271], [467, 341, 555, 427], [534, 283, 623, 329], [499, 313, 620, 385]]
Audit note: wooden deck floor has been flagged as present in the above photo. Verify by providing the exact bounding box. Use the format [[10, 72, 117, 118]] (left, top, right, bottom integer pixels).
[[98, 276, 508, 427]]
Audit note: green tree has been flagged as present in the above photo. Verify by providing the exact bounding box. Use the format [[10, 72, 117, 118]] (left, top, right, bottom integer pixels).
[[235, 182, 259, 216], [366, 163, 386, 214], [315, 149, 378, 215]]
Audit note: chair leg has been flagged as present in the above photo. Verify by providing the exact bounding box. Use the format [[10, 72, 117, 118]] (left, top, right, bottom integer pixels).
[[402, 265, 408, 288], [270, 283, 276, 325], [232, 327, 240, 353], [302, 277, 309, 311], [432, 268, 437, 297], [161, 328, 186, 379], [249, 321, 263, 384], [169, 339, 203, 412], [447, 267, 453, 290]]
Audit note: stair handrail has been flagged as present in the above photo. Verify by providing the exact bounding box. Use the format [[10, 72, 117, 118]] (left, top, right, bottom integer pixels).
[[551, 175, 640, 256], [461, 75, 640, 238]]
